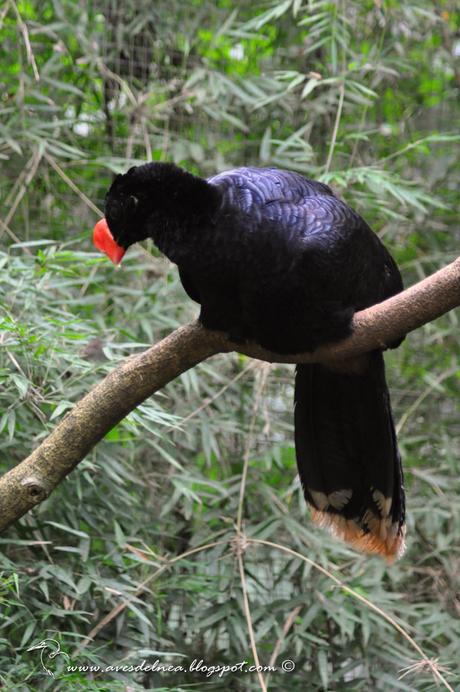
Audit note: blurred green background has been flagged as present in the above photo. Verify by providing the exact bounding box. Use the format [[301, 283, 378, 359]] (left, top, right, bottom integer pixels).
[[0, 1, 459, 690]]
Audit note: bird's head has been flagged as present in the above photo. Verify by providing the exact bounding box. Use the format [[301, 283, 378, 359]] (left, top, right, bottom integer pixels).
[[93, 164, 160, 264], [93, 162, 220, 264]]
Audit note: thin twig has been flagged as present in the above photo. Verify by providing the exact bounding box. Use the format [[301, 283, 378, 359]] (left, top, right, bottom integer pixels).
[[237, 550, 267, 692], [267, 605, 302, 671], [44, 152, 102, 216], [10, 0, 40, 81], [142, 118, 152, 161], [0, 1, 10, 30], [5, 150, 36, 208], [166, 360, 255, 433], [396, 366, 457, 435], [78, 264, 99, 298], [324, 82, 345, 174], [2, 146, 42, 230], [236, 364, 270, 533], [0, 216, 31, 251], [349, 22, 387, 168], [97, 59, 138, 107], [380, 136, 457, 164], [234, 365, 271, 690]]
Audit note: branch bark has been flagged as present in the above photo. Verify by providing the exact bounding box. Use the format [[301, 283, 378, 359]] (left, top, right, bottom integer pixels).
[[0, 257, 459, 532]]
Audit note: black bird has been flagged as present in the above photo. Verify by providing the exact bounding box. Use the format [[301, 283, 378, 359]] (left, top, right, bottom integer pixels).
[[93, 163, 406, 561]]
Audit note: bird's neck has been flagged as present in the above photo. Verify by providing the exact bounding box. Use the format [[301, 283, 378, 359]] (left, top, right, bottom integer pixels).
[[143, 175, 221, 263], [148, 212, 197, 263]]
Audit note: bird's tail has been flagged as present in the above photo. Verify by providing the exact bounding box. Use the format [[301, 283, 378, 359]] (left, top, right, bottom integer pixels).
[[294, 352, 406, 562]]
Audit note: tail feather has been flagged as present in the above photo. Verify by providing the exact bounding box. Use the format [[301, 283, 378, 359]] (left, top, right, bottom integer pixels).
[[294, 352, 406, 562]]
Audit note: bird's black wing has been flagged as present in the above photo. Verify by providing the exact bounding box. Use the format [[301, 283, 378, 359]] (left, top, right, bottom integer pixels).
[[208, 166, 336, 211], [208, 166, 401, 307]]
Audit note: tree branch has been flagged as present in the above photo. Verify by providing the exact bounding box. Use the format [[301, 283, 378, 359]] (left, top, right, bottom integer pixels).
[[0, 257, 459, 532]]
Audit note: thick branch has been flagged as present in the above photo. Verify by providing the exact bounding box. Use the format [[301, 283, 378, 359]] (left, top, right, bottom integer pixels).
[[0, 257, 458, 532]]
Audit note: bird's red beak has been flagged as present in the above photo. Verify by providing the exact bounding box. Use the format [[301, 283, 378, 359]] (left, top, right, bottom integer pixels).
[[93, 218, 126, 264]]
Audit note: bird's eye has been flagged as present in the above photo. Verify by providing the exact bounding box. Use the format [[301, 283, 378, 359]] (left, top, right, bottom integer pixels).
[[127, 195, 139, 211]]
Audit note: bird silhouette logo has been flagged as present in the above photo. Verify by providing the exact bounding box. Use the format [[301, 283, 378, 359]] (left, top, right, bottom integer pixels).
[[27, 638, 69, 676]]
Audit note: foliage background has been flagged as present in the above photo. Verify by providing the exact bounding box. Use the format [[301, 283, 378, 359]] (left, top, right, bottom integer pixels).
[[0, 0, 459, 690]]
